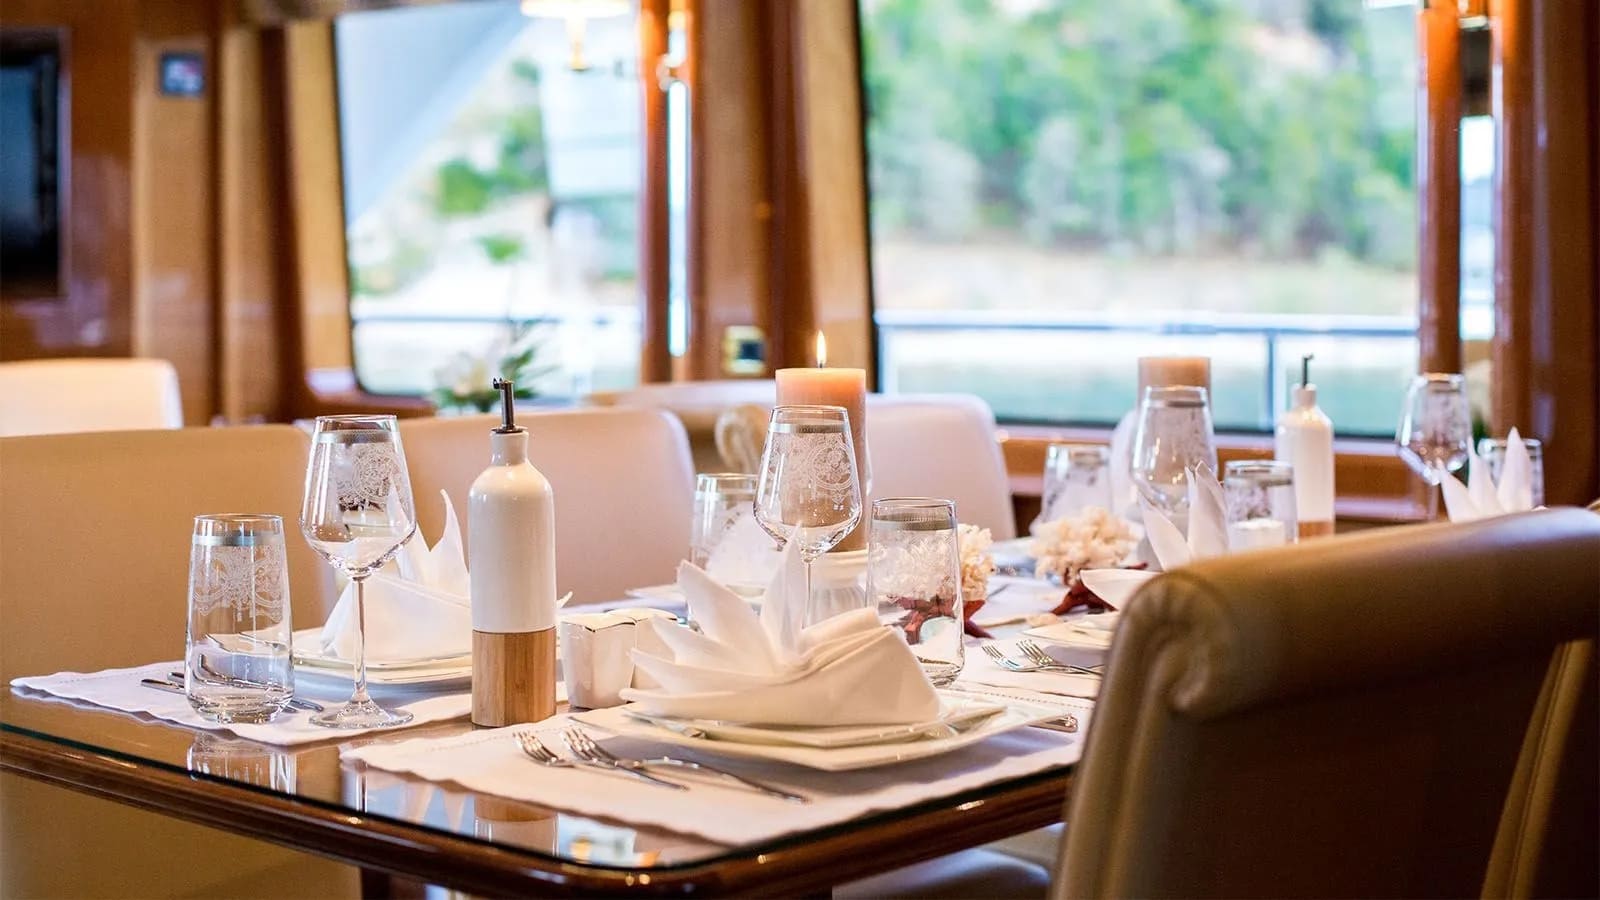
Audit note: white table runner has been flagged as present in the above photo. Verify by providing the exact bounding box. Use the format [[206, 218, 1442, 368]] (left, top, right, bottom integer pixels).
[[10, 663, 472, 746], [343, 709, 1088, 845]]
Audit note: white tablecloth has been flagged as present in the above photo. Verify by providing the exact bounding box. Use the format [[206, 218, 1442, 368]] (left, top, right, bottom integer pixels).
[[344, 708, 1088, 845]]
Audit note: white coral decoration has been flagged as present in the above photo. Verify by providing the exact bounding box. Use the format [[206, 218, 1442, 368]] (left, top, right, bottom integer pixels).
[[1030, 507, 1138, 587], [957, 524, 996, 604]]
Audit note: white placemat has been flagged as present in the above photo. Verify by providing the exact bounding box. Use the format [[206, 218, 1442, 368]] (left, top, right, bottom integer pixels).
[[343, 709, 1087, 845], [957, 639, 1102, 699], [10, 662, 473, 746], [972, 575, 1064, 627]]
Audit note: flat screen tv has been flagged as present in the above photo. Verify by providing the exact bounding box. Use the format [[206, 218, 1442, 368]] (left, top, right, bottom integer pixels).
[[0, 30, 63, 299]]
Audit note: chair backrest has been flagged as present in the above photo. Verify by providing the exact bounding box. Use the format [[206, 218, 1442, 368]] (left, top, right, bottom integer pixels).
[[591, 380, 779, 472], [1055, 509, 1600, 899], [399, 408, 694, 606], [866, 394, 1016, 539], [0, 358, 184, 437], [0, 426, 335, 683]]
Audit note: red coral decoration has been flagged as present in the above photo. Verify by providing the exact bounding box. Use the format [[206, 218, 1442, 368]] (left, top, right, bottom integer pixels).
[[890, 591, 959, 644], [1050, 562, 1147, 616], [963, 598, 993, 639]]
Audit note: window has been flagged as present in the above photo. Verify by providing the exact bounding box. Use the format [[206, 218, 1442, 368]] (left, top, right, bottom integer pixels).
[[860, 0, 1422, 435], [335, 2, 643, 401]]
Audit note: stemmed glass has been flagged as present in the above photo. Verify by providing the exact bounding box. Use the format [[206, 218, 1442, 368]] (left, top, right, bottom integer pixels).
[[1130, 386, 1218, 523], [300, 415, 418, 728], [753, 405, 864, 634], [1396, 373, 1472, 519]]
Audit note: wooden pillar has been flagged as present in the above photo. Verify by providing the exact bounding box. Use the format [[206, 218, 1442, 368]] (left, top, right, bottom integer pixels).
[[1491, 0, 1600, 506], [637, 0, 672, 384], [1416, 1, 1462, 375]]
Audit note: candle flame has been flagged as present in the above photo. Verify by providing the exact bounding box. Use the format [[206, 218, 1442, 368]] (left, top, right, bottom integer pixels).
[[815, 331, 828, 367]]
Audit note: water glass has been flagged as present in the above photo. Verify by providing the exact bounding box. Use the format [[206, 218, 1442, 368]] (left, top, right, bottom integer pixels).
[[868, 498, 964, 686], [754, 405, 864, 633], [186, 514, 294, 723], [691, 473, 778, 592], [1222, 461, 1298, 551], [302, 414, 418, 729], [1040, 443, 1113, 523], [1478, 436, 1545, 508], [1130, 386, 1218, 520], [1396, 373, 1472, 517]]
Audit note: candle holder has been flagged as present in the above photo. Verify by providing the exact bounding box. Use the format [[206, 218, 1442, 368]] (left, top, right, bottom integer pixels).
[[1223, 460, 1298, 551]]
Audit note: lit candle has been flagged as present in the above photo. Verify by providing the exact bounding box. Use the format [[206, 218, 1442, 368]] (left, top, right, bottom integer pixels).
[[1138, 356, 1212, 397], [775, 332, 868, 551]]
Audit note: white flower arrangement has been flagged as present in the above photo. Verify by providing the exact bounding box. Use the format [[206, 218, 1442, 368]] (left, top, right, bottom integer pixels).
[[1030, 507, 1139, 587], [957, 524, 997, 604]]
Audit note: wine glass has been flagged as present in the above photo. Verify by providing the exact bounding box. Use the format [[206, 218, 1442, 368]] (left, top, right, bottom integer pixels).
[[1037, 443, 1113, 527], [1130, 386, 1218, 523], [300, 415, 418, 728], [753, 405, 864, 633], [1396, 373, 1472, 518]]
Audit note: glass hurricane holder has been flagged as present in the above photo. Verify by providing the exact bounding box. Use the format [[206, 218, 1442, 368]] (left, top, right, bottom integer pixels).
[[691, 473, 758, 568], [753, 405, 864, 635], [1130, 386, 1218, 525], [301, 415, 418, 729], [1222, 461, 1298, 551], [186, 514, 294, 724], [1041, 443, 1113, 524], [1477, 437, 1545, 509], [867, 498, 964, 686], [1396, 373, 1472, 519]]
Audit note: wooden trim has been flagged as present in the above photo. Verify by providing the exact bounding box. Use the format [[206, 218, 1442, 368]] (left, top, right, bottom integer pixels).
[[1491, 0, 1600, 506], [761, 0, 814, 372], [1417, 2, 1462, 375], [1, 726, 1071, 897], [638, 0, 672, 384]]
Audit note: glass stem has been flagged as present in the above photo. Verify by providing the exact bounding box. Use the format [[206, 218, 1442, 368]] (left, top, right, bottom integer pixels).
[[351, 573, 371, 705], [1426, 479, 1440, 520], [802, 558, 814, 630]]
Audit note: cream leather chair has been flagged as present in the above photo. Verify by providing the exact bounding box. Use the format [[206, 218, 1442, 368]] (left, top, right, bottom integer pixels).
[[399, 407, 694, 606], [589, 379, 777, 471], [1054, 509, 1600, 898], [867, 394, 1017, 539], [0, 357, 185, 437], [0, 426, 354, 898]]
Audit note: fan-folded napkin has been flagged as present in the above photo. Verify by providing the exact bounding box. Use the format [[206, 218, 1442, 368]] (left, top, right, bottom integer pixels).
[[320, 490, 471, 662], [621, 556, 942, 726], [1442, 427, 1537, 522], [1079, 464, 1228, 610]]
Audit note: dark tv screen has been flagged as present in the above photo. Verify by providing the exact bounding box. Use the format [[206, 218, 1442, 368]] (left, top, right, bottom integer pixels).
[[0, 32, 62, 297]]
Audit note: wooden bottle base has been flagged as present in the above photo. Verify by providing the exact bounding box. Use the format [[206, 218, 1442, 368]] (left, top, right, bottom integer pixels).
[[1298, 520, 1337, 540], [472, 627, 557, 727]]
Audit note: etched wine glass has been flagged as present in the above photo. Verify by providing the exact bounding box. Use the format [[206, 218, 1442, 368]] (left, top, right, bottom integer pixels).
[[1396, 373, 1472, 519], [300, 415, 418, 728], [753, 405, 863, 634], [1130, 386, 1218, 523]]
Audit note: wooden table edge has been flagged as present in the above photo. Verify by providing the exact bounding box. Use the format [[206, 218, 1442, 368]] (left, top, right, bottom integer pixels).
[[0, 726, 1072, 896]]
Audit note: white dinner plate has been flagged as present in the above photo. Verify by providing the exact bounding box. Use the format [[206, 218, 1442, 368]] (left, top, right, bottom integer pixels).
[[572, 690, 1078, 771], [625, 583, 765, 608], [288, 628, 472, 688], [619, 696, 1009, 749], [1022, 615, 1119, 651]]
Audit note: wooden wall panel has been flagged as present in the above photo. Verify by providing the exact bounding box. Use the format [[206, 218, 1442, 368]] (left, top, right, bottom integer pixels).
[[0, 0, 137, 360], [131, 0, 217, 425], [1416, 4, 1462, 375]]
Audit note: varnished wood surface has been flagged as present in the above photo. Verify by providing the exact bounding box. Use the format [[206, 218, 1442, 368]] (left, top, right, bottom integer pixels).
[[0, 692, 1073, 896], [1416, 3, 1462, 376]]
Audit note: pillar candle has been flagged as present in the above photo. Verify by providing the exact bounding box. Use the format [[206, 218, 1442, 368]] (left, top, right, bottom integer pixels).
[[775, 334, 868, 551], [1137, 356, 1213, 398]]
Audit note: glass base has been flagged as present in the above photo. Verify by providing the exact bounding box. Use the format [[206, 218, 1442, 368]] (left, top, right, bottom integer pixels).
[[918, 660, 963, 687], [310, 698, 413, 729]]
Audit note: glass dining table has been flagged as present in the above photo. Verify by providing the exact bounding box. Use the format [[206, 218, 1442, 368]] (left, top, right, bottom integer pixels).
[[0, 687, 1075, 896]]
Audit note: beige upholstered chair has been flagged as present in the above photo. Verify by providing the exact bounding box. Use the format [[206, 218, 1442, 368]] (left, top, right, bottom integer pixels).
[[589, 379, 777, 471], [1054, 508, 1600, 898], [0, 426, 354, 898], [399, 407, 694, 606], [0, 357, 185, 437], [867, 394, 1016, 539]]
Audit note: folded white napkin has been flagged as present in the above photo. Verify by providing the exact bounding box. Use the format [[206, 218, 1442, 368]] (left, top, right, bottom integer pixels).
[[621, 560, 942, 726], [1079, 464, 1227, 611], [1443, 427, 1537, 522], [320, 490, 472, 662]]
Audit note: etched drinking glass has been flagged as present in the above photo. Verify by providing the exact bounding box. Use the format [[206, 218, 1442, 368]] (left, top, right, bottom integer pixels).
[[1478, 436, 1545, 509], [1396, 373, 1472, 518], [185, 514, 294, 723], [691, 473, 778, 594], [1039, 443, 1113, 526], [1130, 386, 1218, 522], [753, 405, 863, 633], [1222, 461, 1298, 551], [301, 415, 417, 728], [868, 498, 964, 686]]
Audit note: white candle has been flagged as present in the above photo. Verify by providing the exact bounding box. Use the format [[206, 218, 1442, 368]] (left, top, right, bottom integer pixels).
[[1228, 517, 1288, 551], [775, 332, 868, 551]]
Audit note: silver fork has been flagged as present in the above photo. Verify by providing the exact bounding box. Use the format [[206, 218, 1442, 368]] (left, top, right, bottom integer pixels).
[[168, 669, 325, 712], [1017, 637, 1107, 672], [513, 731, 687, 790], [981, 642, 1099, 676], [561, 727, 808, 804]]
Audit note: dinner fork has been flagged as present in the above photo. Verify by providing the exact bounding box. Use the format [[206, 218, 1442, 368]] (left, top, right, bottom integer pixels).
[[513, 731, 687, 790], [981, 643, 1100, 676], [1017, 641, 1103, 676], [561, 727, 808, 804], [167, 669, 325, 712]]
